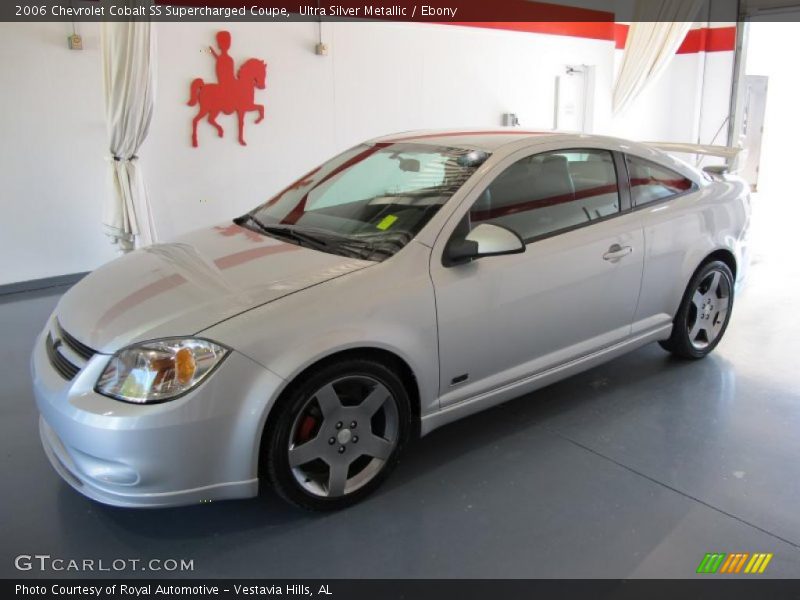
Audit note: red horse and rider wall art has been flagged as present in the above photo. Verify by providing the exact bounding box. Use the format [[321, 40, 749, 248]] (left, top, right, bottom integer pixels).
[[188, 31, 267, 147]]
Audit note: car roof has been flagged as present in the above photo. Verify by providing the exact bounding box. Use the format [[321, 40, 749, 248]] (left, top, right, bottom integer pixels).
[[369, 128, 662, 155], [369, 129, 563, 151], [369, 128, 705, 184]]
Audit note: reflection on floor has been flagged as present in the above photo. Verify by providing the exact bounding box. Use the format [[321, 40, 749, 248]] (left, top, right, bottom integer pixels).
[[1, 193, 799, 578]]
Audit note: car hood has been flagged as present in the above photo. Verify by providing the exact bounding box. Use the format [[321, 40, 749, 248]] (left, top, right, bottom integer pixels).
[[56, 223, 374, 354]]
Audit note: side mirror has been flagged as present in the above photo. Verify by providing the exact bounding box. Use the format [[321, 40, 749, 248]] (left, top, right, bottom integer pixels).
[[444, 223, 525, 266]]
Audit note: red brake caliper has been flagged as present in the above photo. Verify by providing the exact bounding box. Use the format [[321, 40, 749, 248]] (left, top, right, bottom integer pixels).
[[296, 415, 318, 444]]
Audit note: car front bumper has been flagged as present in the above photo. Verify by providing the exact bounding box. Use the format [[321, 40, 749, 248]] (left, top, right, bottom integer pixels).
[[31, 320, 285, 508]]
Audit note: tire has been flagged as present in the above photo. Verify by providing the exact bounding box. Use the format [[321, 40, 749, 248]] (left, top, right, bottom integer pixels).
[[659, 260, 735, 359], [262, 358, 411, 511]]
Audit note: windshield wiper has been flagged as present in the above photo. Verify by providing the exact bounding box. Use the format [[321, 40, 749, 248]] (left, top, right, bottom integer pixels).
[[237, 215, 330, 248], [237, 215, 374, 257], [237, 214, 412, 261]]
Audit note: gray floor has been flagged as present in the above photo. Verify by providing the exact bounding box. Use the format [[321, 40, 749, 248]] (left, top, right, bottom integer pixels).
[[2, 195, 799, 579]]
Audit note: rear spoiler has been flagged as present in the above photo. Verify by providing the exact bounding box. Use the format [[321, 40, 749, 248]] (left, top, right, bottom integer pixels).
[[643, 142, 741, 160], [701, 165, 731, 178], [643, 142, 742, 179]]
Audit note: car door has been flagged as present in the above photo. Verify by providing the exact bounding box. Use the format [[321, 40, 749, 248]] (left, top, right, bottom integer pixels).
[[430, 147, 645, 407]]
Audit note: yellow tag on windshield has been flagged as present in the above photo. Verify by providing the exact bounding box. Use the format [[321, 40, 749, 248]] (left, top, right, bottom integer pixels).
[[376, 215, 398, 230]]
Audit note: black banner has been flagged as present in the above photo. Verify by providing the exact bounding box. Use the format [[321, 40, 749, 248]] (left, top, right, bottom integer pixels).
[[0, 0, 754, 23], [7, 579, 800, 600]]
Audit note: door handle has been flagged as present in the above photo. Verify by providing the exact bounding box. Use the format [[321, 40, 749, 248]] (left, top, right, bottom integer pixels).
[[603, 244, 633, 262]]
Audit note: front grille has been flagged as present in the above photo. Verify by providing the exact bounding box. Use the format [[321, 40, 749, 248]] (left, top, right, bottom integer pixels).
[[45, 323, 96, 381], [46, 333, 81, 380], [57, 322, 96, 361]]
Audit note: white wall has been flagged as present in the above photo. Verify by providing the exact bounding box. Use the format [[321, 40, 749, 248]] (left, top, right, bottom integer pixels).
[[696, 51, 735, 147], [610, 52, 709, 142], [608, 26, 734, 150], [0, 20, 733, 286], [144, 21, 617, 243], [0, 22, 118, 286]]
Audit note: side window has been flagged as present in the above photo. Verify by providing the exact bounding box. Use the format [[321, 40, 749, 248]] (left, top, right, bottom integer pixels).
[[626, 155, 697, 206], [470, 149, 620, 242]]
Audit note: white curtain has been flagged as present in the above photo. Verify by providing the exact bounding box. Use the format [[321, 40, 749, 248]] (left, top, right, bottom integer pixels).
[[613, 0, 704, 115], [101, 21, 157, 252]]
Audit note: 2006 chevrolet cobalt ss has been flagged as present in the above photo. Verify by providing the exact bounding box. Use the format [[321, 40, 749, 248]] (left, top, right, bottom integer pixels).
[[32, 130, 750, 510]]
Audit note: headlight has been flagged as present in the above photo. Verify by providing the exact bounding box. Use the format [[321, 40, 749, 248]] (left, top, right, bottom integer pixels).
[[95, 339, 229, 404]]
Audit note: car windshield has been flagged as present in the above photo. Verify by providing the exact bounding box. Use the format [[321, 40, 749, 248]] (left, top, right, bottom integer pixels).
[[237, 142, 489, 261]]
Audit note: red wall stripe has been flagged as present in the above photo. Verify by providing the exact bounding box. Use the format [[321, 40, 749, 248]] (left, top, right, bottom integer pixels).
[[614, 23, 628, 49], [451, 21, 736, 53], [450, 21, 616, 41], [677, 26, 736, 53], [165, 0, 732, 52], [614, 24, 736, 53]]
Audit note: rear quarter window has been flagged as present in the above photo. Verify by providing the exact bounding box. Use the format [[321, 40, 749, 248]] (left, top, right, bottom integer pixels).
[[626, 155, 697, 206]]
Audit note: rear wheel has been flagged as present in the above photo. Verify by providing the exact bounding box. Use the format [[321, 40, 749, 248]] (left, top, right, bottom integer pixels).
[[659, 260, 734, 359], [263, 358, 411, 510]]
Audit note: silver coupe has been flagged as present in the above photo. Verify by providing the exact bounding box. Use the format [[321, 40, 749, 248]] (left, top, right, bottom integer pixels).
[[32, 130, 750, 510]]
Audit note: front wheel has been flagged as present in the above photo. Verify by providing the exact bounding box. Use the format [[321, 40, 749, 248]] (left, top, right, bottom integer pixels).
[[262, 358, 411, 511], [659, 260, 734, 359]]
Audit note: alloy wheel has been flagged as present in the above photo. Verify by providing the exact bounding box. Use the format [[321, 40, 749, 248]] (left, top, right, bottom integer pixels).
[[686, 269, 731, 350], [287, 375, 399, 498]]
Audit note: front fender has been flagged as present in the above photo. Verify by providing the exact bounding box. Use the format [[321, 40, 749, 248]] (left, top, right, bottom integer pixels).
[[200, 242, 440, 417]]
